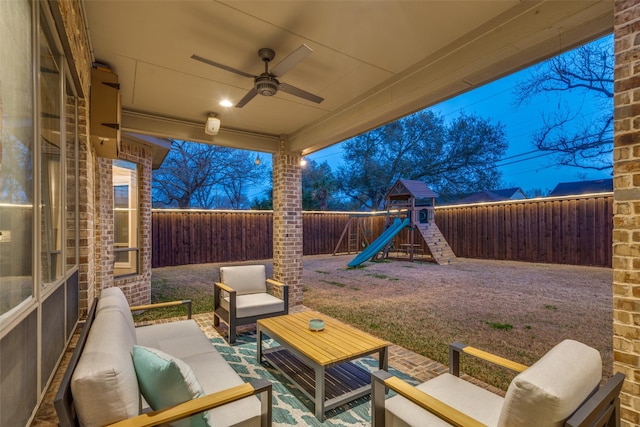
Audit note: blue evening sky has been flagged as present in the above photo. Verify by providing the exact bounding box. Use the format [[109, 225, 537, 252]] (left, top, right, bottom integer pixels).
[[304, 35, 613, 197]]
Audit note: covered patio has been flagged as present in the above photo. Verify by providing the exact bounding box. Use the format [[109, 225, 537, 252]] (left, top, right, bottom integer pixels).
[[1, 1, 639, 426], [31, 254, 612, 425]]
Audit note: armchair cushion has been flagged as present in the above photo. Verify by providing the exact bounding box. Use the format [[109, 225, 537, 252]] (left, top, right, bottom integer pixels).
[[497, 339, 602, 427], [132, 345, 210, 427], [220, 265, 267, 295], [221, 293, 286, 319], [385, 373, 503, 427]]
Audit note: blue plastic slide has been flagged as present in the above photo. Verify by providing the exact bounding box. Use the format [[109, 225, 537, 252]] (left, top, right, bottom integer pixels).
[[348, 217, 411, 267]]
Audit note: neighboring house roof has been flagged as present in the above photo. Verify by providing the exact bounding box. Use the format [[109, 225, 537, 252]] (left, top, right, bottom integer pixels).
[[454, 191, 509, 204], [549, 179, 613, 196], [442, 187, 527, 205], [491, 187, 527, 200]]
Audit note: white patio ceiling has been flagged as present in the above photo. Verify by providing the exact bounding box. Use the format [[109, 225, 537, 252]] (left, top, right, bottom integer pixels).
[[83, 1, 613, 156]]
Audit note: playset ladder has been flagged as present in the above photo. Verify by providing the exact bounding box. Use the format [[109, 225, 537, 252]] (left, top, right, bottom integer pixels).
[[333, 216, 370, 255]]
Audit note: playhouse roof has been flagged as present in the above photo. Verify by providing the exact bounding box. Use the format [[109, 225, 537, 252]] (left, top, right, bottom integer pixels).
[[387, 179, 438, 200]]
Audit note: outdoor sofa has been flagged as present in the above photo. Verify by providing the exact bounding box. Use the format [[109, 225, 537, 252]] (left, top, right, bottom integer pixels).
[[55, 286, 272, 427], [372, 339, 624, 427]]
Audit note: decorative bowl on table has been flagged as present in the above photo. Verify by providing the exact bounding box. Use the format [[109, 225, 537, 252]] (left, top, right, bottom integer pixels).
[[308, 318, 325, 332]]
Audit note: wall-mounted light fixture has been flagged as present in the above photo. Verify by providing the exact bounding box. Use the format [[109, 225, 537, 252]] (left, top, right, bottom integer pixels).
[[300, 158, 308, 167], [205, 113, 220, 135]]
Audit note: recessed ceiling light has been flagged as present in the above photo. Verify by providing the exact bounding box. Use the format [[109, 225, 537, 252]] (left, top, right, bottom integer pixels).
[[219, 99, 233, 107]]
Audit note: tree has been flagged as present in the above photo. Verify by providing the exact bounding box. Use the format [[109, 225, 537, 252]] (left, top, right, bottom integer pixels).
[[514, 36, 613, 171], [152, 140, 267, 209], [302, 159, 337, 210], [415, 112, 508, 200], [250, 192, 273, 210], [0, 137, 32, 203], [218, 151, 268, 209], [337, 110, 508, 209]]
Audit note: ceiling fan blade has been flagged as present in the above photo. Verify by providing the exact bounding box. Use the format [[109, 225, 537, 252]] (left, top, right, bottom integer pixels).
[[270, 44, 313, 77], [235, 88, 258, 108], [279, 82, 324, 104], [191, 54, 256, 79]]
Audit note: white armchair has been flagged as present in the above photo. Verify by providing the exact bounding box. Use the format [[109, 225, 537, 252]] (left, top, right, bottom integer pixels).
[[214, 265, 288, 344], [372, 339, 625, 427]]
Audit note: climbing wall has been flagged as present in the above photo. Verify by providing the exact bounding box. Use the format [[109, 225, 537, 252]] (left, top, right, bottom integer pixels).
[[417, 222, 457, 265]]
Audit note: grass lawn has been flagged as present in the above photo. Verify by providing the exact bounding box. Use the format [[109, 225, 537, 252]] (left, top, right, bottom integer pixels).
[[147, 254, 612, 390]]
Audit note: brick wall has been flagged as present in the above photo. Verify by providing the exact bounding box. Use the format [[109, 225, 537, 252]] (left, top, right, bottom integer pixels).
[[96, 141, 153, 305], [96, 157, 114, 292], [272, 141, 304, 306], [52, 0, 92, 97], [54, 0, 95, 318], [613, 1, 640, 425], [53, 0, 154, 310], [76, 96, 95, 318], [115, 140, 153, 305]]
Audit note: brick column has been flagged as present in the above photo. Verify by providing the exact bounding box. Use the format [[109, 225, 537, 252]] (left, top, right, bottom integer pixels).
[[613, 1, 640, 426], [96, 157, 115, 292], [116, 141, 153, 305], [272, 140, 303, 306], [96, 141, 153, 306]]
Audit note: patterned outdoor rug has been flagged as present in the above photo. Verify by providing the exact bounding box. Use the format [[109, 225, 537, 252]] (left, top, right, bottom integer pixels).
[[211, 332, 418, 427]]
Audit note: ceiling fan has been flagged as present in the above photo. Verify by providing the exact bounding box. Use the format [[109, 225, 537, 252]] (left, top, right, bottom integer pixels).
[[191, 44, 324, 108]]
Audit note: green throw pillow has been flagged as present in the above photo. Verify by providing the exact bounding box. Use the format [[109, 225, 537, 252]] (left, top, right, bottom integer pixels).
[[132, 345, 210, 427]]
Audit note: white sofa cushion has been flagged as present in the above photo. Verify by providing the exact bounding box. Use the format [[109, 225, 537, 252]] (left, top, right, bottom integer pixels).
[[497, 339, 602, 427], [183, 352, 263, 427], [220, 265, 267, 295], [137, 318, 263, 427], [385, 373, 504, 427], [221, 293, 285, 318], [71, 309, 140, 427], [132, 345, 210, 427], [136, 319, 215, 360], [96, 286, 137, 341]]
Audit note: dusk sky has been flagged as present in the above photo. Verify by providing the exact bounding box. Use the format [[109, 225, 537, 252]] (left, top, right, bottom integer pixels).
[[305, 34, 613, 197]]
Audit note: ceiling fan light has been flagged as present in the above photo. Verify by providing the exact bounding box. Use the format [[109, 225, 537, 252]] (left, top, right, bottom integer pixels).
[[255, 75, 278, 96]]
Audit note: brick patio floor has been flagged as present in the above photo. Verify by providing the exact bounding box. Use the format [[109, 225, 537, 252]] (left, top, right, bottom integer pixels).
[[30, 306, 503, 426]]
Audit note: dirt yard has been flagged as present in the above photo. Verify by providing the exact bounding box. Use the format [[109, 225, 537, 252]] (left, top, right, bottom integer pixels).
[[302, 254, 613, 385], [151, 254, 613, 388]]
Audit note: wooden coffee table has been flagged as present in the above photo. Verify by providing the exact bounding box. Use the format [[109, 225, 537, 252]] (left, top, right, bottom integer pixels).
[[257, 311, 389, 420]]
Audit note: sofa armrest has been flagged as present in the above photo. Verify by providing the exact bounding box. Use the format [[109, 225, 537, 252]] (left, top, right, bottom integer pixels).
[[106, 379, 272, 427], [449, 342, 528, 377], [371, 371, 487, 427], [130, 300, 193, 319]]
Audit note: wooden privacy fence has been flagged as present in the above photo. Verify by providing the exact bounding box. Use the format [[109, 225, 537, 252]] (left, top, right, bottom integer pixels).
[[152, 193, 613, 268], [152, 210, 274, 267], [436, 193, 613, 267]]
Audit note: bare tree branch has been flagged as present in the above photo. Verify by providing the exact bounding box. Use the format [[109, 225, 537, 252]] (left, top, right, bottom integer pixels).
[[514, 36, 613, 171]]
